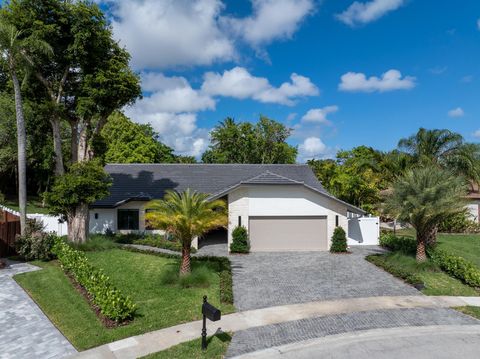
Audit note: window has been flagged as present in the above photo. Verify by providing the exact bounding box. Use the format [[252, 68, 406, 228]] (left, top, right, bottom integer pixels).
[[238, 216, 242, 227], [335, 215, 339, 227], [117, 209, 139, 230]]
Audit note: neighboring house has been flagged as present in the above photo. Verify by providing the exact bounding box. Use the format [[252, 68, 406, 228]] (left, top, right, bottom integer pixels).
[[90, 164, 366, 251], [466, 182, 480, 223]]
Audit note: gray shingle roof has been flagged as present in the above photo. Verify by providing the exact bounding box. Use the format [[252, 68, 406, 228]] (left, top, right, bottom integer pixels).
[[92, 163, 365, 214]]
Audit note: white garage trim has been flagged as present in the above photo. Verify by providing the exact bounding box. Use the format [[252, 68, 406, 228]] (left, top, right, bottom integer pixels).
[[248, 216, 328, 252]]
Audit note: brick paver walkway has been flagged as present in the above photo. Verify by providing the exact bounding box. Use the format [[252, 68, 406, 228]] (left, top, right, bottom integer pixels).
[[0, 260, 77, 359]]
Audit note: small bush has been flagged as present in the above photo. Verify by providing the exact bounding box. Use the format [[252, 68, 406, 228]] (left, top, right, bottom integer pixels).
[[330, 227, 347, 253], [230, 226, 249, 253], [52, 239, 136, 322], [16, 220, 56, 261], [429, 248, 480, 288], [73, 235, 118, 252], [438, 212, 480, 233], [379, 233, 417, 255]]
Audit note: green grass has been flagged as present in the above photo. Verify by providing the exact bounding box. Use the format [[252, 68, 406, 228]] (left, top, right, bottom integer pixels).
[[141, 332, 232, 359], [1, 196, 50, 214], [455, 306, 480, 320], [382, 228, 480, 268], [437, 234, 480, 268], [72, 235, 119, 252], [368, 252, 479, 296], [14, 249, 234, 350]]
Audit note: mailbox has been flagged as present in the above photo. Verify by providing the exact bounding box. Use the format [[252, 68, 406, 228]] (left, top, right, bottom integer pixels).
[[201, 295, 222, 350], [202, 301, 221, 322]]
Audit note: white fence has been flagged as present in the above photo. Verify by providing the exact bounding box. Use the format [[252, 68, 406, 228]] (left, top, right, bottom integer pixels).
[[0, 205, 68, 236], [348, 216, 380, 246]]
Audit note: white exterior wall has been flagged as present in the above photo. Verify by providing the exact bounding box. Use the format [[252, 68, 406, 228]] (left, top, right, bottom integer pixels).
[[89, 201, 164, 235], [466, 201, 480, 223], [227, 185, 349, 250]]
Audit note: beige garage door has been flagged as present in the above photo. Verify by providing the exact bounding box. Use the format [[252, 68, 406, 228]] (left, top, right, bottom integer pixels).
[[248, 216, 328, 251]]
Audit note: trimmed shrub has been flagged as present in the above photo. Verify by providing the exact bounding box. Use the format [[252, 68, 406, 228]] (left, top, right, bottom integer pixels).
[[230, 226, 250, 253], [330, 227, 347, 253], [429, 248, 480, 288], [15, 220, 56, 261], [52, 239, 136, 322], [379, 233, 417, 255]]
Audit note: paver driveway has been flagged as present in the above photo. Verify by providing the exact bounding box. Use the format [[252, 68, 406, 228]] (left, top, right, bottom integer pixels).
[[230, 246, 420, 311]]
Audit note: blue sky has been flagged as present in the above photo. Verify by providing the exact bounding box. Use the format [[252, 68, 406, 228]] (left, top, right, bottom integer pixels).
[[99, 0, 480, 161]]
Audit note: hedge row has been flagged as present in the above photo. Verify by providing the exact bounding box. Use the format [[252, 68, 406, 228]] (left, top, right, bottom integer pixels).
[[366, 254, 423, 287], [379, 232, 417, 255], [429, 248, 480, 288], [53, 239, 136, 322]]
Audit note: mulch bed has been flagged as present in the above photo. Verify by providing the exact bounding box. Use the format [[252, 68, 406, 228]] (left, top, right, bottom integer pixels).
[[66, 273, 130, 328]]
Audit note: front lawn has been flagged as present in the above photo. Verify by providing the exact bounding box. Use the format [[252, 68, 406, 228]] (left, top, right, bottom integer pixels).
[[142, 332, 232, 359], [0, 196, 50, 214], [14, 249, 234, 350], [367, 252, 479, 296], [437, 234, 480, 268]]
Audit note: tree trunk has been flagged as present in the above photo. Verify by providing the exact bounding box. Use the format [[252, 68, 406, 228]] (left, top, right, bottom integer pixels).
[[67, 202, 89, 243], [425, 225, 438, 247], [70, 121, 78, 164], [179, 241, 192, 276], [11, 70, 27, 236], [51, 116, 65, 175], [416, 229, 428, 262]]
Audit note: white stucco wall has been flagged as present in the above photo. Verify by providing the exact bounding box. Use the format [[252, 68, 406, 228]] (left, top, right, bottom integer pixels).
[[466, 200, 480, 223], [227, 185, 349, 250], [89, 201, 162, 234]]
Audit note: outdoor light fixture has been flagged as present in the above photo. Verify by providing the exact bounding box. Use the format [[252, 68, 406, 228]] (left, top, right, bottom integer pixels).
[[201, 295, 221, 350]]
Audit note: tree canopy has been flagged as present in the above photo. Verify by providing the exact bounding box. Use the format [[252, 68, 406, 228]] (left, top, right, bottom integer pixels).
[[202, 116, 297, 164]]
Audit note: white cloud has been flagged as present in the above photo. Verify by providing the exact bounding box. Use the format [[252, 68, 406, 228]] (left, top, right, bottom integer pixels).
[[301, 106, 338, 124], [106, 0, 235, 70], [448, 107, 465, 118], [339, 69, 416, 93], [429, 66, 447, 75], [473, 130, 480, 139], [222, 0, 314, 47], [201, 66, 319, 105], [298, 137, 328, 161], [477, 18, 480, 30], [461, 75, 474, 83], [336, 0, 405, 27]]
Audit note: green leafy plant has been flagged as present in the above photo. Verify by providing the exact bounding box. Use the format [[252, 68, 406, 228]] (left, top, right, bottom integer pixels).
[[73, 235, 118, 252], [15, 220, 56, 261], [330, 226, 348, 253], [379, 233, 417, 255], [52, 238, 136, 322], [438, 212, 480, 233], [230, 226, 250, 253], [429, 248, 480, 288]]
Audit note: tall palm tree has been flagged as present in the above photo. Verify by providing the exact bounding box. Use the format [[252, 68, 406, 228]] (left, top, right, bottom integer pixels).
[[0, 20, 51, 235], [145, 189, 227, 275], [398, 128, 464, 165], [385, 166, 467, 262]]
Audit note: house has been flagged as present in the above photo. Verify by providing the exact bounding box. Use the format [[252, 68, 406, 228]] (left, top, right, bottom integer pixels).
[[466, 182, 480, 223], [89, 164, 367, 251]]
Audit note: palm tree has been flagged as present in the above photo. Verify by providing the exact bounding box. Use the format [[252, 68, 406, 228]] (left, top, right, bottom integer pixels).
[[145, 189, 227, 275], [385, 166, 467, 262], [398, 128, 463, 165], [0, 20, 51, 235]]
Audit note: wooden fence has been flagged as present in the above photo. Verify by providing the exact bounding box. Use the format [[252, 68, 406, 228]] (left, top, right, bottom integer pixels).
[[0, 209, 20, 257]]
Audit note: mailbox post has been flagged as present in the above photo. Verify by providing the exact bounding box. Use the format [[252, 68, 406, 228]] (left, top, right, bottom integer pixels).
[[201, 295, 221, 350]]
